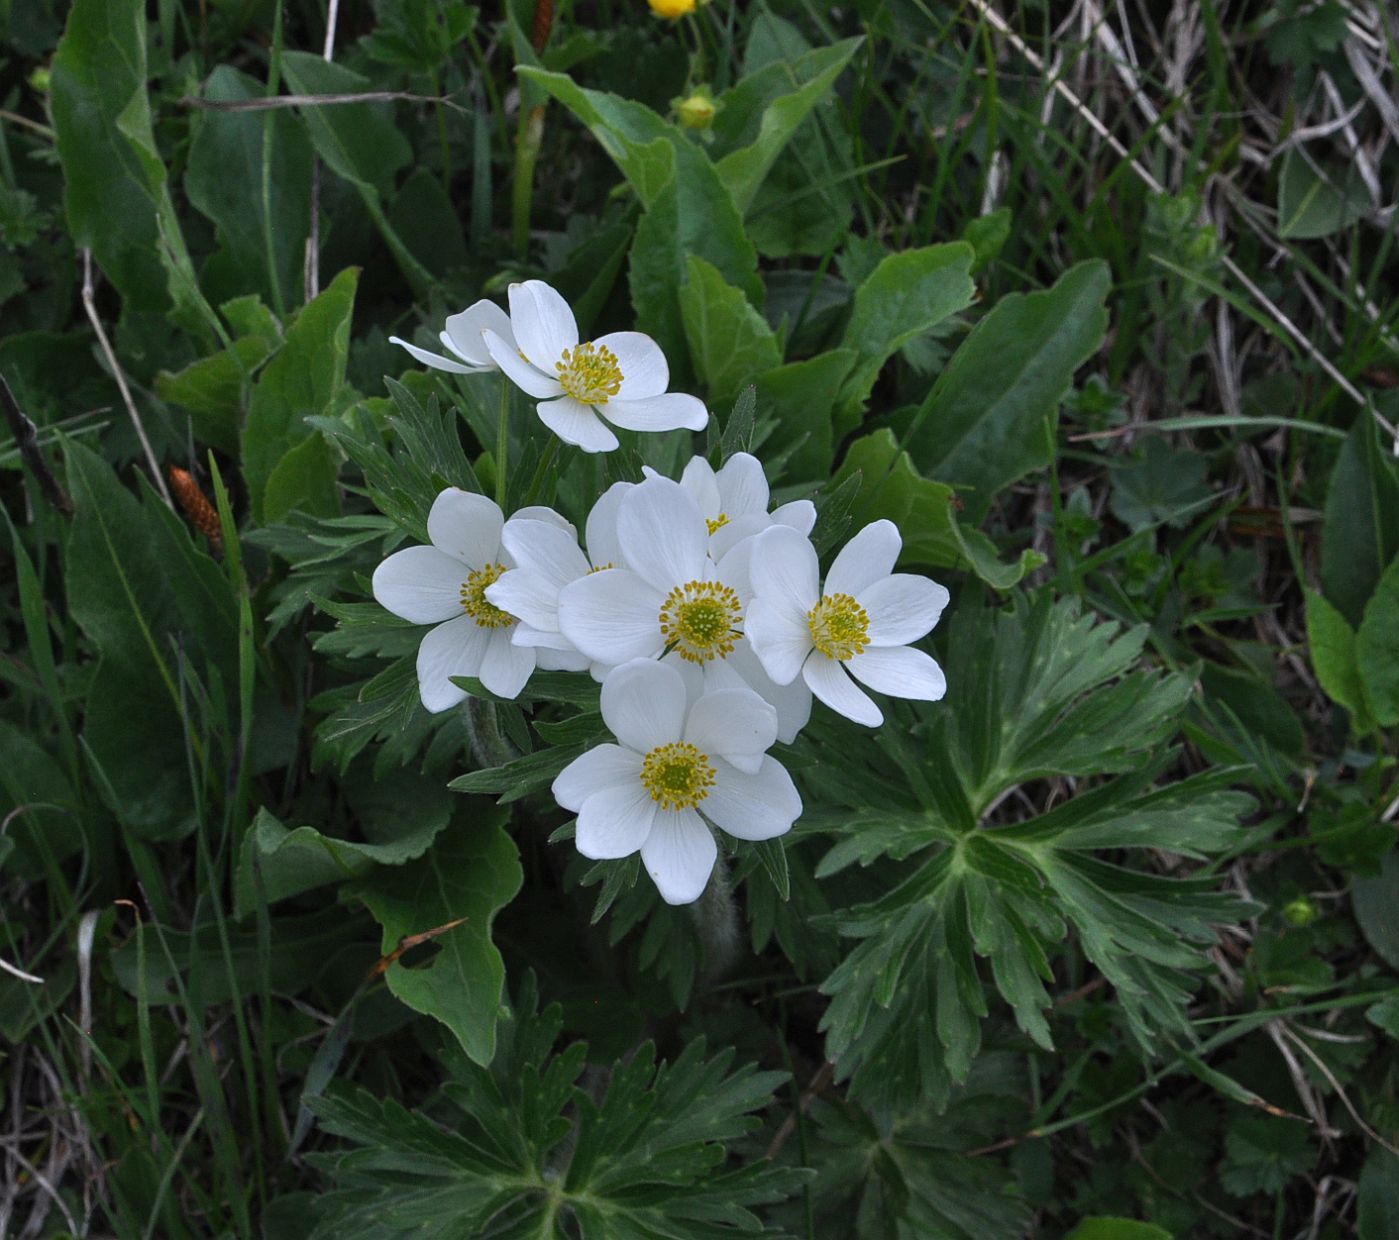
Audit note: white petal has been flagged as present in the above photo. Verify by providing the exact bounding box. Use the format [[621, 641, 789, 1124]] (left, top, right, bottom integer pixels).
[[594, 331, 668, 400], [443, 299, 514, 367], [846, 645, 947, 703], [482, 329, 565, 399], [679, 456, 722, 520], [427, 488, 503, 567], [373, 545, 467, 623], [537, 396, 619, 453], [710, 511, 769, 569], [859, 574, 951, 647], [501, 519, 590, 590], [508, 280, 577, 368], [617, 477, 709, 593], [716, 453, 769, 517], [558, 570, 665, 665], [703, 756, 801, 841], [727, 638, 812, 744], [743, 597, 812, 687], [641, 808, 716, 905], [536, 646, 591, 671], [512, 622, 578, 653], [389, 336, 479, 375], [479, 628, 535, 699], [751, 525, 820, 611], [585, 481, 633, 569], [484, 569, 559, 634], [602, 392, 710, 433], [416, 614, 490, 712], [510, 505, 576, 533], [803, 653, 882, 726], [600, 658, 688, 753], [771, 499, 816, 536], [826, 520, 901, 598], [552, 742, 643, 811], [683, 687, 778, 763], [576, 781, 658, 860]]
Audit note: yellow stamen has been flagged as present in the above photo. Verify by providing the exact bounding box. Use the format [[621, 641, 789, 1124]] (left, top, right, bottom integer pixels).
[[706, 513, 730, 536], [555, 341, 622, 405], [807, 593, 870, 661], [460, 563, 515, 629], [587, 562, 615, 574], [658, 580, 742, 664], [640, 741, 715, 810]]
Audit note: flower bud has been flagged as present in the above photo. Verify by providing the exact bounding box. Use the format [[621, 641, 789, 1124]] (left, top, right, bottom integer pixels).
[[678, 92, 716, 131]]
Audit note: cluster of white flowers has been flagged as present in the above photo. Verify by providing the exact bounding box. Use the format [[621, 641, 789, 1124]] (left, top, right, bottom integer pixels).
[[379, 282, 950, 904]]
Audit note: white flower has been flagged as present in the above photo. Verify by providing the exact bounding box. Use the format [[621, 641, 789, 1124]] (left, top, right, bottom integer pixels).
[[746, 521, 950, 727], [552, 659, 802, 904], [482, 482, 632, 673], [557, 475, 811, 741], [646, 452, 816, 563], [389, 298, 515, 375], [480, 280, 708, 454], [371, 488, 536, 710]]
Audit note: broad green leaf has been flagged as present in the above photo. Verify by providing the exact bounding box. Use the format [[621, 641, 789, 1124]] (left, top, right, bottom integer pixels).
[[834, 242, 976, 429], [713, 38, 861, 213], [1354, 851, 1399, 972], [1066, 1220, 1173, 1240], [1358, 1148, 1399, 1240], [1321, 413, 1399, 626], [235, 805, 452, 916], [263, 432, 340, 523], [278, 52, 429, 297], [185, 65, 312, 317], [242, 267, 357, 523], [155, 333, 277, 456], [1356, 554, 1399, 726], [50, 0, 201, 321], [353, 817, 522, 1065], [679, 256, 781, 408], [832, 430, 1042, 588], [1305, 588, 1368, 722], [906, 260, 1111, 521], [0, 721, 81, 879], [1278, 147, 1368, 239], [754, 349, 855, 481]]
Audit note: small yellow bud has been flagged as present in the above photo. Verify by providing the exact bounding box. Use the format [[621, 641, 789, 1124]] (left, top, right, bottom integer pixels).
[[648, 0, 696, 19], [678, 93, 716, 130], [28, 66, 51, 93]]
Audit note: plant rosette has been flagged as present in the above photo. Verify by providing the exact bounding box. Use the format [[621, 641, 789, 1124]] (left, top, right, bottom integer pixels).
[[552, 658, 801, 904], [747, 521, 951, 726]]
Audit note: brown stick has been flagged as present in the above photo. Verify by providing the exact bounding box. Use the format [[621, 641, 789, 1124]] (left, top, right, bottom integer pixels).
[[0, 373, 74, 516]]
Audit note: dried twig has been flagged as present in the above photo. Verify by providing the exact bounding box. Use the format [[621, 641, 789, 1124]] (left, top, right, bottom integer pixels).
[[0, 373, 74, 516]]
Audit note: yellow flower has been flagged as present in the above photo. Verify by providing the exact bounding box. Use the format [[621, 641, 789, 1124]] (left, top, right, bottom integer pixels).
[[648, 0, 696, 19]]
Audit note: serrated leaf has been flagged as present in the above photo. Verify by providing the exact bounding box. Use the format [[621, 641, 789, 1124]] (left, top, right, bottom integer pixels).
[[352, 817, 521, 1065]]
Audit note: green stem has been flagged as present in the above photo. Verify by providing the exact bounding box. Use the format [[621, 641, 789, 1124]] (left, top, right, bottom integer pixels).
[[523, 438, 560, 508], [512, 104, 545, 258], [496, 379, 510, 509]]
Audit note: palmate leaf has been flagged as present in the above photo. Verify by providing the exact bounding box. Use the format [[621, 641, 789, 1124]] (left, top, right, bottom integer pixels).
[[308, 977, 806, 1238], [813, 594, 1254, 1109]]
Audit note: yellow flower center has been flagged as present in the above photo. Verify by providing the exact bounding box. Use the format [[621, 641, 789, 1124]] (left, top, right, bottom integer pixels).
[[588, 562, 615, 574], [658, 580, 741, 664], [459, 563, 515, 629], [555, 341, 622, 406], [640, 741, 715, 810], [705, 512, 730, 536], [807, 593, 870, 661]]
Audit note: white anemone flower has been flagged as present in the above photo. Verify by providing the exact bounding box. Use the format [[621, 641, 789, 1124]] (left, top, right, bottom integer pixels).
[[480, 280, 709, 454], [557, 476, 811, 741], [746, 521, 950, 728], [389, 298, 515, 375], [552, 659, 802, 905], [371, 489, 538, 710], [482, 482, 633, 673], [644, 452, 816, 563]]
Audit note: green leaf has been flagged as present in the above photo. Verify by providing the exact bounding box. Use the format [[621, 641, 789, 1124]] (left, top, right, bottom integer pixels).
[[832, 430, 1042, 588], [352, 817, 522, 1065], [834, 242, 976, 430], [1321, 413, 1399, 626], [242, 267, 358, 523], [1358, 1148, 1399, 1240], [1354, 851, 1399, 972], [753, 349, 855, 481], [713, 38, 861, 213], [679, 255, 781, 408], [906, 260, 1111, 521], [1220, 1116, 1312, 1196], [1066, 1220, 1173, 1240], [309, 977, 803, 1238], [1305, 588, 1368, 722], [264, 432, 340, 523], [1357, 554, 1399, 726], [155, 333, 277, 456], [50, 0, 202, 322], [235, 804, 452, 916], [1278, 147, 1369, 240]]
